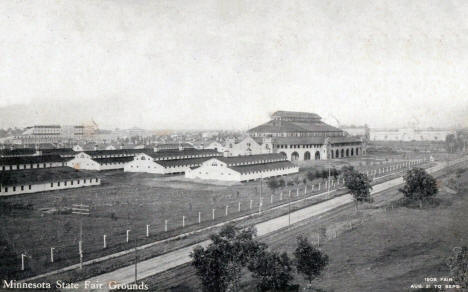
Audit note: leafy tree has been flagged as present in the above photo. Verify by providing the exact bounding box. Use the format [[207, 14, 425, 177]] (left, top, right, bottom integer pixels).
[[320, 169, 329, 180], [306, 171, 316, 182], [278, 178, 286, 188], [293, 235, 329, 286], [249, 250, 294, 291], [447, 246, 468, 288], [343, 168, 373, 212], [191, 224, 266, 292], [331, 168, 340, 179], [267, 178, 280, 194], [399, 168, 438, 208]]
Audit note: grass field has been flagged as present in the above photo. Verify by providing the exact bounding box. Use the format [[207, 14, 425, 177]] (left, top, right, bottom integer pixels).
[[144, 160, 468, 292], [0, 153, 428, 280]]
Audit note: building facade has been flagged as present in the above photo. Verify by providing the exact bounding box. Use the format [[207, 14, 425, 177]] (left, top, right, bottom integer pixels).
[[247, 111, 363, 161]]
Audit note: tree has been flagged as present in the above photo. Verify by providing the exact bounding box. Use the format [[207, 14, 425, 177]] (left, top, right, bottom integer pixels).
[[320, 169, 329, 180], [293, 235, 329, 287], [343, 168, 373, 212], [306, 171, 316, 182], [278, 178, 286, 188], [447, 246, 468, 288], [191, 224, 266, 292], [267, 178, 280, 194], [249, 250, 295, 291], [399, 168, 438, 208]]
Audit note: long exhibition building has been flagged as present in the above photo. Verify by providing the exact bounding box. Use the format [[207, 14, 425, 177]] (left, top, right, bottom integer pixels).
[[185, 153, 299, 182], [247, 111, 364, 161]]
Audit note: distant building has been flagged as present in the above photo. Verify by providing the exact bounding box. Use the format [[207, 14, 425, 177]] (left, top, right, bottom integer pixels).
[[17, 124, 88, 144], [370, 128, 454, 142], [185, 153, 299, 182], [247, 111, 363, 161], [153, 143, 194, 152], [341, 125, 370, 141]]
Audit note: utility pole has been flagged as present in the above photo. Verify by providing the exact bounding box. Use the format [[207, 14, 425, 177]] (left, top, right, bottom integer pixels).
[[134, 234, 138, 284], [258, 174, 263, 214]]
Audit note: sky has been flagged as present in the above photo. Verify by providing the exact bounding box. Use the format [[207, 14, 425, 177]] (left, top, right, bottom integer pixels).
[[0, 0, 467, 130]]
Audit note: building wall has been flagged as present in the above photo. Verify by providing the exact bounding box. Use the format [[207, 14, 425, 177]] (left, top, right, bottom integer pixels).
[[185, 158, 299, 182], [124, 156, 166, 174], [1, 162, 65, 171], [98, 162, 129, 170], [0, 178, 100, 196], [224, 137, 271, 157], [66, 156, 100, 170], [273, 144, 362, 161]]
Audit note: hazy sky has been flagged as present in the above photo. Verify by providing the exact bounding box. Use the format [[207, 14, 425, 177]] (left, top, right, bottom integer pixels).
[[0, 0, 467, 130]]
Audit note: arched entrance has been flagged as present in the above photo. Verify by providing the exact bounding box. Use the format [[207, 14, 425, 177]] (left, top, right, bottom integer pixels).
[[356, 148, 359, 156], [331, 151, 334, 159], [341, 149, 344, 158], [279, 151, 287, 157], [314, 151, 320, 160], [346, 149, 349, 157], [304, 151, 311, 160], [291, 152, 299, 161], [336, 149, 339, 158], [351, 148, 354, 156]]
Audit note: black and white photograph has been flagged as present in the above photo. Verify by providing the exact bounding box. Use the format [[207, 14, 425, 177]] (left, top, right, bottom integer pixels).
[[0, 1, 467, 291]]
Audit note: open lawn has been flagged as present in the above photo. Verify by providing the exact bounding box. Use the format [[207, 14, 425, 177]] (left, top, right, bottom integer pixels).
[[0, 155, 428, 280]]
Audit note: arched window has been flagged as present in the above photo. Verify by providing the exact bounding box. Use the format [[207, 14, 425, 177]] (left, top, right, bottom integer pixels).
[[291, 152, 299, 161], [304, 151, 311, 160], [314, 151, 320, 160], [335, 149, 339, 158], [346, 149, 349, 157]]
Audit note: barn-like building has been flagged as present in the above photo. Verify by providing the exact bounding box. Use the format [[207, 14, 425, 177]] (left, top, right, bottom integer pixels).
[[185, 153, 299, 182]]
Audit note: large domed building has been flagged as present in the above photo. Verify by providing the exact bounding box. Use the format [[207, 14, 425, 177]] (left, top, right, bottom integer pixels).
[[248, 111, 364, 161]]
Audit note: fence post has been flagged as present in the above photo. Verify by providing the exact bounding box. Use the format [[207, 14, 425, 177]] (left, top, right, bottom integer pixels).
[[238, 201, 241, 212], [50, 247, 55, 263], [212, 209, 215, 220], [146, 224, 150, 237], [126, 230, 130, 243], [103, 234, 107, 249], [198, 212, 201, 224], [165, 220, 168, 232], [250, 200, 253, 210], [280, 192, 283, 200], [304, 185, 307, 194], [289, 190, 291, 197], [225, 205, 229, 216], [182, 216, 185, 228], [296, 188, 299, 197], [270, 194, 273, 204]]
